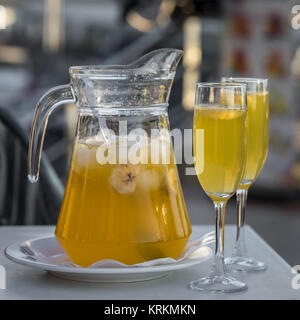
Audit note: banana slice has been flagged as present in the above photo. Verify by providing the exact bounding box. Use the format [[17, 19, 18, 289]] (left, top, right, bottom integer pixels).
[[109, 164, 141, 194], [137, 170, 161, 191]]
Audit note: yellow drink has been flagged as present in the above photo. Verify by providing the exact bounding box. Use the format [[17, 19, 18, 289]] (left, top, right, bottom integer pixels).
[[241, 92, 269, 189], [55, 141, 191, 267], [194, 107, 247, 202]]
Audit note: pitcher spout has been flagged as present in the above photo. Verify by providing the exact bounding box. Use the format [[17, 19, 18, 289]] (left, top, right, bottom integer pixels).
[[130, 48, 183, 78], [69, 48, 183, 108]]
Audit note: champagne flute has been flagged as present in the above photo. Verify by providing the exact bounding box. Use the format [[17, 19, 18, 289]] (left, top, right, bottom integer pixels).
[[222, 77, 269, 272], [191, 83, 248, 293]]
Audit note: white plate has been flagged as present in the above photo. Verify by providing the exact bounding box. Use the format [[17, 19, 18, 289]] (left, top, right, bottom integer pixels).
[[4, 235, 212, 283]]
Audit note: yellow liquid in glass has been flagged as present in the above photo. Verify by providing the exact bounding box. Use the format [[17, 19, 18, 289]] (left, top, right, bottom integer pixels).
[[194, 107, 247, 202], [241, 92, 269, 189], [55, 142, 191, 267]]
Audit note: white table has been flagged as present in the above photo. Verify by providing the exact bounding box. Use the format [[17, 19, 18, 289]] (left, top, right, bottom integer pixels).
[[0, 225, 298, 300]]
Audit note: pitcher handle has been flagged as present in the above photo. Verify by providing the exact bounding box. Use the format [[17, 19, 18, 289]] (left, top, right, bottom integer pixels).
[[28, 84, 75, 183]]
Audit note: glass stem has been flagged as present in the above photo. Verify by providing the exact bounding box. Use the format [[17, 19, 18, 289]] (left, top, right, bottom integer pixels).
[[212, 200, 227, 277], [233, 188, 248, 257]]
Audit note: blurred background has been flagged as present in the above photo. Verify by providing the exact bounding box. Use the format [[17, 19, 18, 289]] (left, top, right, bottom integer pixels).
[[0, 0, 299, 265]]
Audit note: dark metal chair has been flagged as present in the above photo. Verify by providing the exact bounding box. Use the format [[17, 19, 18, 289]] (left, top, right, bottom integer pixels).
[[0, 106, 64, 225]]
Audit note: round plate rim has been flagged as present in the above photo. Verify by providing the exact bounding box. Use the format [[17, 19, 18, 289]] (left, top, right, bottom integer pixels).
[[4, 235, 212, 275]]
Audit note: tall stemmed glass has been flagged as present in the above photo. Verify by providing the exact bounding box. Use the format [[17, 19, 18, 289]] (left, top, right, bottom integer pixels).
[[222, 77, 269, 272], [191, 83, 248, 293]]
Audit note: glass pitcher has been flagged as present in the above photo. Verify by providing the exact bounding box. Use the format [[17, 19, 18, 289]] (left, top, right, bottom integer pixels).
[[28, 49, 192, 267]]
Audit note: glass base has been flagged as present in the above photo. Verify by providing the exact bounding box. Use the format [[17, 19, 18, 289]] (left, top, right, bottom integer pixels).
[[225, 256, 266, 272], [190, 275, 248, 293]]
